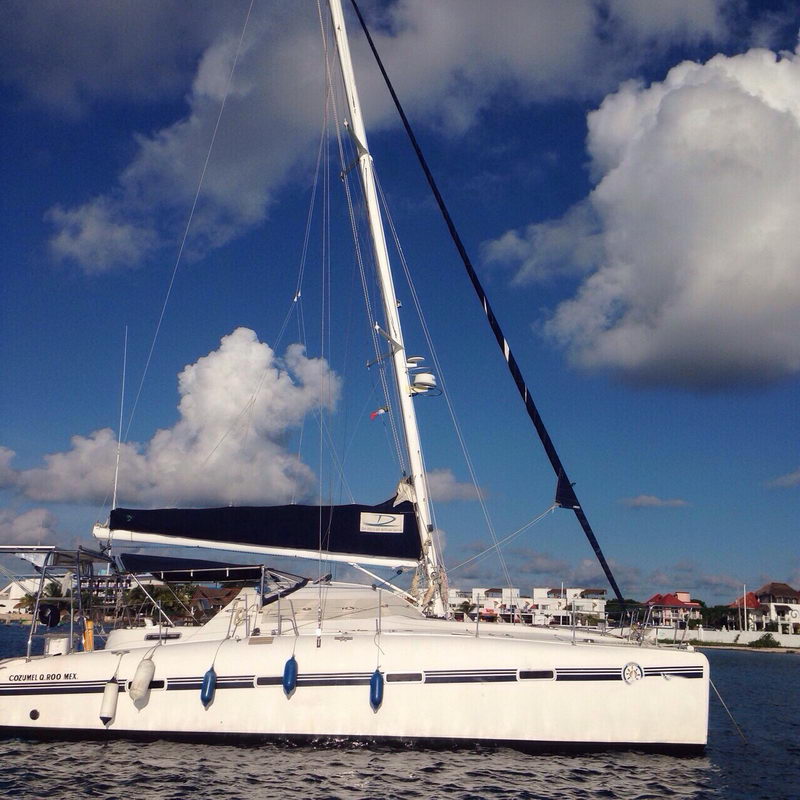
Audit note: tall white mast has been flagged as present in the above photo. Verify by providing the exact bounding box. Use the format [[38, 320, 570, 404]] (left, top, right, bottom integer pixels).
[[327, 0, 444, 615]]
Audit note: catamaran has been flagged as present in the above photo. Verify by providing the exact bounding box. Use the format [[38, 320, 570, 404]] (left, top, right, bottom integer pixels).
[[0, 0, 708, 749]]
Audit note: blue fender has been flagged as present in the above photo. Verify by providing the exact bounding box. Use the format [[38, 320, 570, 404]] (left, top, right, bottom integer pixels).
[[200, 666, 217, 708], [283, 655, 298, 696], [369, 668, 384, 711]]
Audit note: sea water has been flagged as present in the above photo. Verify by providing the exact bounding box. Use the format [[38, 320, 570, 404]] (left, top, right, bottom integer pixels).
[[0, 625, 797, 800]]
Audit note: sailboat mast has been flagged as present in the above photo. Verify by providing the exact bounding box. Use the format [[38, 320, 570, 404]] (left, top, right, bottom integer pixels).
[[327, 0, 444, 614]]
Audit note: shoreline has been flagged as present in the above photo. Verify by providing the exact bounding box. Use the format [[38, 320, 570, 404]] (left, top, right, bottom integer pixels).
[[696, 644, 798, 654]]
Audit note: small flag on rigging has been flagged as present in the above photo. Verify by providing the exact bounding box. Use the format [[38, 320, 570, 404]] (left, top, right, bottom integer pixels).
[[370, 406, 388, 420]]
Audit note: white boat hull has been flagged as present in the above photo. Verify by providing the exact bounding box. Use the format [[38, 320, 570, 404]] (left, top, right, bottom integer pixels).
[[0, 591, 708, 750]]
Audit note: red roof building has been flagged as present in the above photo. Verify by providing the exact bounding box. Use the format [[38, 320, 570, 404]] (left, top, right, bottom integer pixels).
[[645, 592, 701, 609], [728, 592, 760, 610], [753, 582, 800, 604], [644, 591, 702, 625]]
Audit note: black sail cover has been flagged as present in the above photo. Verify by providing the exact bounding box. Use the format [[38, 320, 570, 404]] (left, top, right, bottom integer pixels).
[[109, 497, 422, 565]]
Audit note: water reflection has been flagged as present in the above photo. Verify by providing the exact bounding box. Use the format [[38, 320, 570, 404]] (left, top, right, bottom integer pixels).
[[0, 737, 720, 800]]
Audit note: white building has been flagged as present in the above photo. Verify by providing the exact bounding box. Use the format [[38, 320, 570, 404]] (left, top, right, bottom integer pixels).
[[527, 587, 607, 626], [448, 586, 606, 626], [753, 582, 800, 635], [0, 578, 39, 615]]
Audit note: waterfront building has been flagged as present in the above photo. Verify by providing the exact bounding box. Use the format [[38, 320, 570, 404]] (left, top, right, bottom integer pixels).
[[448, 586, 606, 625], [726, 592, 763, 631], [752, 582, 800, 634], [643, 591, 702, 627], [0, 578, 40, 615]]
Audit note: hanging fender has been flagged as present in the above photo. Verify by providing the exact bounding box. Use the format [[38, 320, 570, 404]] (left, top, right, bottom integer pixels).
[[369, 669, 384, 711], [99, 680, 119, 725], [283, 655, 298, 696], [200, 666, 217, 708], [128, 657, 155, 703]]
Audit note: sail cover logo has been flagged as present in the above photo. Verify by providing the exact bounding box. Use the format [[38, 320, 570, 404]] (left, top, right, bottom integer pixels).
[[359, 512, 403, 533]]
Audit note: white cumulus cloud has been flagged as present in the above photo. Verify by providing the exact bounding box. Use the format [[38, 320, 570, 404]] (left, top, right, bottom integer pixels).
[[47, 199, 158, 274], [768, 467, 800, 487], [0, 1, 241, 116], [0, 1, 731, 273], [621, 494, 689, 508], [490, 46, 800, 388], [0, 447, 17, 488], [426, 468, 481, 501], [483, 203, 602, 283], [10, 328, 340, 507], [0, 508, 58, 545]]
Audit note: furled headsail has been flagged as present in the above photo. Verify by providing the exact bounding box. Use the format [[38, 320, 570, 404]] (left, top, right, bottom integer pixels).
[[93, 497, 421, 568]]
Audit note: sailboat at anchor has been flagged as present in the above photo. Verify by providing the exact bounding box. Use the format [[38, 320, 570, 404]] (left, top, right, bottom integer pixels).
[[0, 0, 708, 750]]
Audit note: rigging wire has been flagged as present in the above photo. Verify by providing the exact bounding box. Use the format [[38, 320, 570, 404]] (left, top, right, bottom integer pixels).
[[347, 0, 626, 605], [316, 0, 331, 604], [285, 111, 329, 503], [315, 413, 356, 503], [96, 326, 129, 520], [123, 0, 256, 445], [169, 31, 335, 508], [111, 326, 128, 511], [319, 21, 406, 476], [376, 174, 514, 589], [313, 0, 342, 625], [272, 106, 329, 352], [150, 0, 345, 518], [319, 38, 331, 508], [447, 504, 557, 576]]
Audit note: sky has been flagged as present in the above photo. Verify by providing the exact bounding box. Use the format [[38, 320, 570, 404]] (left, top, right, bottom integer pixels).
[[1, 0, 799, 605]]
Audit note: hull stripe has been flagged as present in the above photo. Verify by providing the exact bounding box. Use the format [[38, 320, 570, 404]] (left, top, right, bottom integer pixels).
[[0, 665, 703, 695]]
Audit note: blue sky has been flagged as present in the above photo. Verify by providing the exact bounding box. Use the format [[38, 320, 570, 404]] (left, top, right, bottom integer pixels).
[[1, 0, 799, 604]]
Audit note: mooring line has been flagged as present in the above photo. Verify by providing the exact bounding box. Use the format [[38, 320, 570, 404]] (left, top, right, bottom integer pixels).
[[710, 678, 747, 743]]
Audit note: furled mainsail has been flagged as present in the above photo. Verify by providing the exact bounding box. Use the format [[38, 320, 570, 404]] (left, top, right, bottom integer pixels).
[[100, 498, 421, 568]]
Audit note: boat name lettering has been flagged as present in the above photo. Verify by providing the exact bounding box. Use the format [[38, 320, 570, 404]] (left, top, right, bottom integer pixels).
[[8, 672, 77, 682]]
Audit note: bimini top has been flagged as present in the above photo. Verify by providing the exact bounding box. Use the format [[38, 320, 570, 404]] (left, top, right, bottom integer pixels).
[[100, 497, 421, 568], [0, 544, 111, 568]]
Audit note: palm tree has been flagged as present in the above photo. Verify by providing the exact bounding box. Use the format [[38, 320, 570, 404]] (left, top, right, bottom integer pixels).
[[16, 594, 36, 613], [458, 600, 475, 619]]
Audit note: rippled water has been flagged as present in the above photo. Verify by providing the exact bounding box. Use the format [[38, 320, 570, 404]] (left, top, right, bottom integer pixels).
[[1, 626, 798, 800]]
